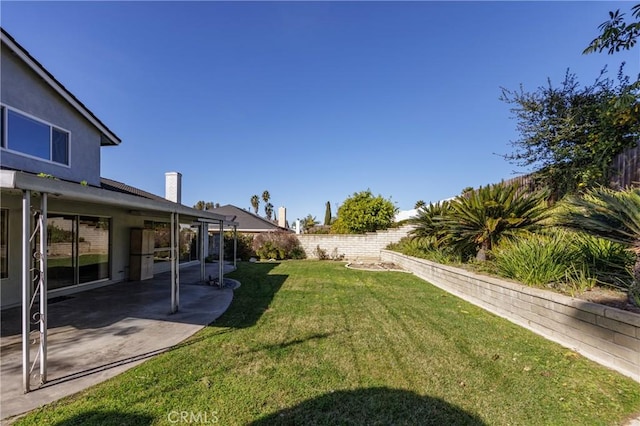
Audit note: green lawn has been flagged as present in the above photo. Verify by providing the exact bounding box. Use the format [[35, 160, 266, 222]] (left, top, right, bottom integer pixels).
[[16, 261, 640, 425]]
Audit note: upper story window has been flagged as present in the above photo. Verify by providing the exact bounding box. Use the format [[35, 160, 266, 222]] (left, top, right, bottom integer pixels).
[[0, 105, 70, 166]]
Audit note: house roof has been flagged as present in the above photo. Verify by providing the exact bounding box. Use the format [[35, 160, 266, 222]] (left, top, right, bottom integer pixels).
[[1, 170, 235, 224], [209, 204, 289, 232], [100, 177, 167, 202], [0, 27, 121, 147]]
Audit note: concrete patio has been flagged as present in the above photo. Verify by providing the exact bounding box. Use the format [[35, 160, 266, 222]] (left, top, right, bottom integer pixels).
[[0, 262, 237, 422]]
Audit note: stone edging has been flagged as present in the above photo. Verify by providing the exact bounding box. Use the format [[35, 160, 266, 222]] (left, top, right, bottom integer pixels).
[[380, 250, 640, 383]]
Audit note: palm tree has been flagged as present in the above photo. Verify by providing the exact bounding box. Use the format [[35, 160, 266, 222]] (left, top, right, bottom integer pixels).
[[262, 190, 270, 204], [409, 200, 451, 248], [193, 201, 214, 210], [443, 183, 550, 261], [265, 202, 274, 221], [556, 186, 640, 303], [250, 195, 260, 215], [414, 200, 426, 210], [301, 214, 319, 233]]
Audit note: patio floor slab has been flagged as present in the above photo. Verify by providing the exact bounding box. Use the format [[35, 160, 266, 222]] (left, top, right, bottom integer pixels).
[[0, 263, 236, 423]]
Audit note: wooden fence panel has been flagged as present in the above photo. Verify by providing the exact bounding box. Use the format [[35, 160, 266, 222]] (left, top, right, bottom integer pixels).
[[610, 143, 640, 189]]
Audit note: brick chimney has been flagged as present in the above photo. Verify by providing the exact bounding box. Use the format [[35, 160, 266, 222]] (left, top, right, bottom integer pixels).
[[165, 172, 182, 204], [278, 206, 286, 228]]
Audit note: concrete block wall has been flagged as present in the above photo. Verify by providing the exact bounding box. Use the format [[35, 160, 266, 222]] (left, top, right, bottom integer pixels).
[[381, 250, 640, 382], [297, 225, 413, 261]]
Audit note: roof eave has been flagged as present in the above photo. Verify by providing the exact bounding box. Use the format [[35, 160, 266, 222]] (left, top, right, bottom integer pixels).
[[1, 28, 122, 146], [1, 170, 227, 222]]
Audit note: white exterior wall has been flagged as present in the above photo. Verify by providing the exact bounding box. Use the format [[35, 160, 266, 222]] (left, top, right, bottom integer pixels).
[[296, 225, 413, 261]]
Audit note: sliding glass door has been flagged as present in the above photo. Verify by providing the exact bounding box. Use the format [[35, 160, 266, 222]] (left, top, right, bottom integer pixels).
[[47, 214, 110, 290], [47, 215, 76, 289], [78, 216, 110, 284]]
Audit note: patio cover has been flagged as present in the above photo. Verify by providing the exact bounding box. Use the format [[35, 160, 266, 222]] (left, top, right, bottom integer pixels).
[[0, 169, 238, 393]]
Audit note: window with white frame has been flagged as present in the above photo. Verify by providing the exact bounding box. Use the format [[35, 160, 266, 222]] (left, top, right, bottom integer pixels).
[[0, 106, 70, 166]]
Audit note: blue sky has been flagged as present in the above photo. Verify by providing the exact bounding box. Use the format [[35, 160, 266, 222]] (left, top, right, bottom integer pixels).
[[2, 1, 638, 222]]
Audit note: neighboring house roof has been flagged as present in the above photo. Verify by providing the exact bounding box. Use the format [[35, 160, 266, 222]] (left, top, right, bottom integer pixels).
[[395, 209, 418, 222], [209, 204, 289, 232], [0, 27, 121, 146]]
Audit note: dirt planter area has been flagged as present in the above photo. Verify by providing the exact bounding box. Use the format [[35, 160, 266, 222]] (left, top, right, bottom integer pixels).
[[345, 262, 408, 272]]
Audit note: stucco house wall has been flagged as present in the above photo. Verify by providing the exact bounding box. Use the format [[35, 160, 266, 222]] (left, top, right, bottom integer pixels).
[[0, 190, 202, 309], [0, 42, 103, 186]]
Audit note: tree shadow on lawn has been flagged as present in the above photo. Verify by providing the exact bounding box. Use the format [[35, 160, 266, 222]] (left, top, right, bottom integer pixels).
[[249, 387, 486, 426], [210, 262, 287, 329], [51, 410, 154, 425]]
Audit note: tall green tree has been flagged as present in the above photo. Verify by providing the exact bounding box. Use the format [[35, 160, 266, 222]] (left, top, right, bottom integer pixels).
[[584, 4, 640, 54], [442, 183, 550, 261], [324, 201, 332, 226], [500, 67, 640, 200], [250, 195, 260, 215], [331, 190, 398, 234], [556, 186, 640, 304]]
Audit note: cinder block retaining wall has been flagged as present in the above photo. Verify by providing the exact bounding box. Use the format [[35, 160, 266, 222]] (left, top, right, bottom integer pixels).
[[297, 226, 413, 261], [381, 250, 640, 382]]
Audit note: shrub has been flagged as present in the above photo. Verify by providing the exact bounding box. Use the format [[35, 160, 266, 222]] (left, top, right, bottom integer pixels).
[[491, 230, 593, 289], [312, 245, 344, 261], [223, 232, 255, 261], [387, 237, 463, 264], [314, 245, 328, 260], [255, 241, 285, 260], [252, 231, 303, 260], [306, 225, 331, 234], [289, 246, 307, 260], [572, 233, 634, 290]]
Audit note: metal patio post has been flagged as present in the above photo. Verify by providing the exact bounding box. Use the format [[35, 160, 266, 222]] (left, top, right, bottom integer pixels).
[[233, 226, 237, 269], [39, 193, 48, 384], [170, 212, 176, 313], [175, 213, 180, 309], [200, 222, 206, 282], [22, 190, 31, 393], [219, 221, 224, 287]]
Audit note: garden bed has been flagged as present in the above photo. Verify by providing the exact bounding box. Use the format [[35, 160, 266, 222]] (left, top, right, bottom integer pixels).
[[576, 286, 640, 314]]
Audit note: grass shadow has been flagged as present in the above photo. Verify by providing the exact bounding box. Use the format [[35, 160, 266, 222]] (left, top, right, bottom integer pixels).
[[51, 410, 154, 425], [210, 262, 287, 329], [249, 387, 486, 425]]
